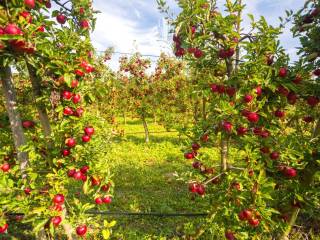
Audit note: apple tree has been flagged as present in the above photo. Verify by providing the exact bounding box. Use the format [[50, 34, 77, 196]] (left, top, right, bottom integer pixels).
[[0, 0, 115, 238], [159, 0, 319, 239]]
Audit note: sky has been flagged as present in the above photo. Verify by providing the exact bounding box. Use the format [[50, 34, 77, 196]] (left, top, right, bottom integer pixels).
[[91, 0, 305, 69]]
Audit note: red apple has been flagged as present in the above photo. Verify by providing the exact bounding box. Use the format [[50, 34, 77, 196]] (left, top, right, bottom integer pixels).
[[274, 110, 285, 118], [53, 194, 65, 205], [0, 223, 8, 234], [256, 86, 262, 96], [102, 196, 112, 204], [24, 187, 31, 195], [72, 94, 81, 104], [237, 126, 248, 136], [62, 149, 71, 157], [74, 107, 84, 117], [91, 177, 101, 186], [184, 152, 195, 160], [307, 96, 319, 107], [82, 135, 91, 143], [313, 69, 320, 76], [80, 20, 89, 29], [218, 48, 227, 59], [226, 86, 236, 97], [260, 146, 270, 154], [175, 48, 185, 57], [84, 127, 95, 136], [80, 166, 89, 174], [284, 167, 297, 178], [210, 84, 219, 93], [76, 225, 87, 236], [246, 112, 259, 123], [243, 209, 252, 219], [1, 163, 10, 172], [201, 134, 209, 142], [22, 120, 35, 128], [243, 94, 253, 103], [225, 230, 235, 240], [71, 79, 79, 88], [278, 67, 288, 78], [56, 14, 67, 24], [65, 138, 76, 148], [226, 48, 235, 57], [191, 143, 200, 151], [24, 0, 35, 8], [79, 7, 85, 14], [303, 116, 314, 123], [217, 85, 225, 94], [73, 171, 83, 180], [188, 182, 198, 193], [194, 48, 203, 58], [222, 121, 233, 133], [248, 218, 260, 227], [62, 90, 72, 100], [277, 85, 289, 96], [101, 183, 111, 192], [232, 182, 240, 191], [270, 151, 280, 160], [81, 174, 87, 182], [45, 0, 51, 8], [287, 91, 298, 105], [4, 24, 23, 35], [191, 25, 196, 34], [95, 197, 103, 205], [37, 25, 45, 32], [238, 211, 246, 221], [192, 161, 201, 169], [67, 169, 76, 177], [75, 69, 85, 77], [188, 47, 195, 53], [20, 11, 32, 23], [51, 216, 62, 227], [293, 74, 302, 84], [196, 184, 205, 195], [63, 107, 74, 116]]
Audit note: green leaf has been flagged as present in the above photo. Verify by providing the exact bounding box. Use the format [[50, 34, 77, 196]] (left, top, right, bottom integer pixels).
[[102, 229, 110, 239], [33, 219, 48, 233]]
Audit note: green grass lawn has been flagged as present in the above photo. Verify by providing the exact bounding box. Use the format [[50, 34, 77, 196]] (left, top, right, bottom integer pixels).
[[105, 117, 209, 239]]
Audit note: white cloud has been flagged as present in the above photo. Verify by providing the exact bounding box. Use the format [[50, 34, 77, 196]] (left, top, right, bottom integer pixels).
[[91, 0, 304, 70], [91, 1, 173, 70]]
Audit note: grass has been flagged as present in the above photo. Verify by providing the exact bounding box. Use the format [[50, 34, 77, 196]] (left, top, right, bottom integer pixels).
[[104, 117, 209, 239]]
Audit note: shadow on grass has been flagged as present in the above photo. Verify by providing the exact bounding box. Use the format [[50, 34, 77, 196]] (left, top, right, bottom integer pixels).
[[113, 134, 182, 146], [108, 156, 208, 238]]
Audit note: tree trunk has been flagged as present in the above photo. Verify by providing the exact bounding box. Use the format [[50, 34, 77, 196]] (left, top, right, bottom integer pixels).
[[0, 66, 28, 177], [26, 62, 52, 138], [279, 120, 320, 240], [142, 116, 149, 143]]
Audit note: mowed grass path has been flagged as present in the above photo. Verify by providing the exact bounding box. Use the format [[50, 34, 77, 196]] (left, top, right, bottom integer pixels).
[[105, 118, 208, 239]]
